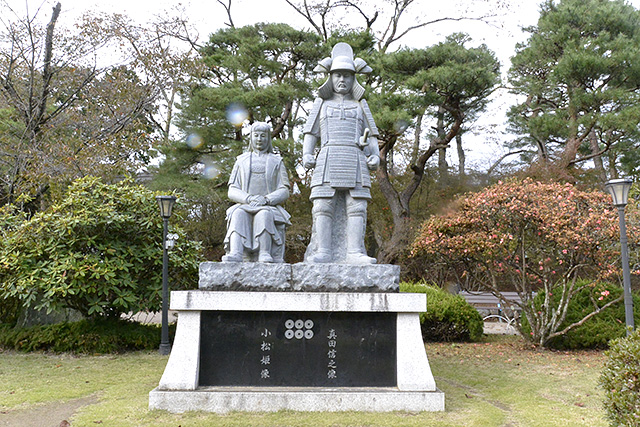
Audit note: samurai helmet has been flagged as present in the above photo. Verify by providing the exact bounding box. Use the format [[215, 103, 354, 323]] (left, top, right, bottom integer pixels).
[[315, 43, 371, 100], [314, 42, 372, 74]]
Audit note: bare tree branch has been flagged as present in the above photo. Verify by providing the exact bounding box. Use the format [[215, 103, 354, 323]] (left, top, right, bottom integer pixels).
[[340, 0, 378, 29], [383, 15, 497, 52], [284, 0, 331, 40], [486, 149, 531, 176], [215, 0, 235, 28], [548, 294, 624, 340], [568, 140, 615, 166]]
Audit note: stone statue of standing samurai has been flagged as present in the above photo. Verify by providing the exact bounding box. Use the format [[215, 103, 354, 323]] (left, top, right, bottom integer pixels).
[[302, 42, 380, 264]]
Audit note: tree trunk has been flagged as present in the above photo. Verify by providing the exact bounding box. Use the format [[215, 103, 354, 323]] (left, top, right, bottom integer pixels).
[[438, 147, 448, 182], [409, 113, 424, 168], [378, 215, 412, 265], [31, 2, 62, 137], [376, 132, 413, 264], [607, 150, 619, 179], [2, 2, 62, 207], [563, 134, 582, 167], [376, 106, 464, 264], [588, 129, 606, 181], [535, 137, 549, 162], [561, 89, 582, 167], [456, 133, 465, 178], [436, 106, 448, 183]]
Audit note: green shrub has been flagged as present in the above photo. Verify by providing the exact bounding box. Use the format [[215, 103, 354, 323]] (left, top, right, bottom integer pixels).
[[0, 295, 22, 327], [521, 281, 640, 350], [0, 207, 25, 326], [400, 281, 484, 342], [0, 318, 174, 354], [600, 329, 640, 426], [0, 177, 202, 319]]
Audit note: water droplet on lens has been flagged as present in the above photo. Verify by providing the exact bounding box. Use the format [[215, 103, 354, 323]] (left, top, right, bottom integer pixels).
[[226, 102, 248, 127], [394, 120, 409, 134], [201, 158, 220, 180], [186, 133, 203, 149]]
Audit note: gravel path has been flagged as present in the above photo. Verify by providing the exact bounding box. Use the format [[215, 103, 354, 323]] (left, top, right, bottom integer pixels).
[[484, 321, 519, 335], [0, 395, 98, 427]]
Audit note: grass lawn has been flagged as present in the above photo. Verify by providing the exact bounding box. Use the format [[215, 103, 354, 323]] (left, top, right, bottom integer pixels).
[[0, 335, 609, 427]]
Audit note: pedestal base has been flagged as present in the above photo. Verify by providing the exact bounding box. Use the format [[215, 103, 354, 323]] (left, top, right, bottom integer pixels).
[[149, 387, 445, 413], [198, 262, 401, 292], [149, 286, 444, 412]]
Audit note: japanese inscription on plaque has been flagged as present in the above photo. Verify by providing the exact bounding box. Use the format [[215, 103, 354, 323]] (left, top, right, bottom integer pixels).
[[260, 328, 272, 380], [199, 311, 396, 387]]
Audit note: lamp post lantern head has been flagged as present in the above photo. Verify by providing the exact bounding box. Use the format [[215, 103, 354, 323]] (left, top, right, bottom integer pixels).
[[156, 195, 177, 219], [605, 178, 633, 207]]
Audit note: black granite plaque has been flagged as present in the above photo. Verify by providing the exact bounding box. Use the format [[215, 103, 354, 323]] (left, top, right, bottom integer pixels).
[[199, 311, 396, 387]]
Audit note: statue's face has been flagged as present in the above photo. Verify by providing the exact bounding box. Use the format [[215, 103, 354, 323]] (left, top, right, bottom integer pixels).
[[331, 71, 355, 95], [251, 129, 270, 153]]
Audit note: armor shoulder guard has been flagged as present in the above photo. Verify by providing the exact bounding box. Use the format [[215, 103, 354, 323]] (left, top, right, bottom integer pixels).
[[360, 99, 379, 137], [303, 98, 324, 134]]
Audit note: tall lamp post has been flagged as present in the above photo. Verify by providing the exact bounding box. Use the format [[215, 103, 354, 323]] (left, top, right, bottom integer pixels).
[[156, 195, 177, 355], [605, 178, 635, 335]]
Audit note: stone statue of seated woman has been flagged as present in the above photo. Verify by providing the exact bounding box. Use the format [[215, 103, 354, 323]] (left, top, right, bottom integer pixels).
[[222, 122, 291, 263]]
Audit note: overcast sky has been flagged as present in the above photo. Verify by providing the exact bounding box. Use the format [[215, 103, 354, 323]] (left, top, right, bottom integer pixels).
[[14, 0, 544, 70], [55, 0, 541, 63]]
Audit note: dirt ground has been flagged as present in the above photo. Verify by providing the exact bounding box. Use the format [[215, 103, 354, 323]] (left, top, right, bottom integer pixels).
[[483, 320, 519, 335], [0, 395, 98, 427]]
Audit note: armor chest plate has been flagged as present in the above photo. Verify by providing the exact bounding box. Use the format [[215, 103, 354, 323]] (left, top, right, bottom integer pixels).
[[320, 100, 364, 146]]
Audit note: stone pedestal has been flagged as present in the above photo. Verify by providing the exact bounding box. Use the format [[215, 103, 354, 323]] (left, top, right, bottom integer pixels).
[[198, 262, 401, 292], [149, 263, 444, 413]]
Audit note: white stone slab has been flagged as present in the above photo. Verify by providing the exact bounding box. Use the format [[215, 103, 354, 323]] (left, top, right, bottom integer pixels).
[[169, 290, 427, 313], [149, 387, 445, 413], [397, 313, 436, 391], [158, 311, 200, 390]]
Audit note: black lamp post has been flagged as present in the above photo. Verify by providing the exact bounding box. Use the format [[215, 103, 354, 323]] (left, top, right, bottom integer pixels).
[[605, 178, 635, 335], [156, 195, 177, 355]]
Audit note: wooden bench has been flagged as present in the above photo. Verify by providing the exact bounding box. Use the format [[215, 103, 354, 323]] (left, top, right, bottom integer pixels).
[[459, 291, 522, 326]]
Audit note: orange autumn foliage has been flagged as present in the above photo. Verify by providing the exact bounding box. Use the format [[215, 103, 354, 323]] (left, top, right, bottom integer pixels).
[[410, 178, 640, 346]]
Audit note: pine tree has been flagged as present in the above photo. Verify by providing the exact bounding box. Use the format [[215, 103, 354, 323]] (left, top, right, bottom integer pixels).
[[508, 0, 640, 177]]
